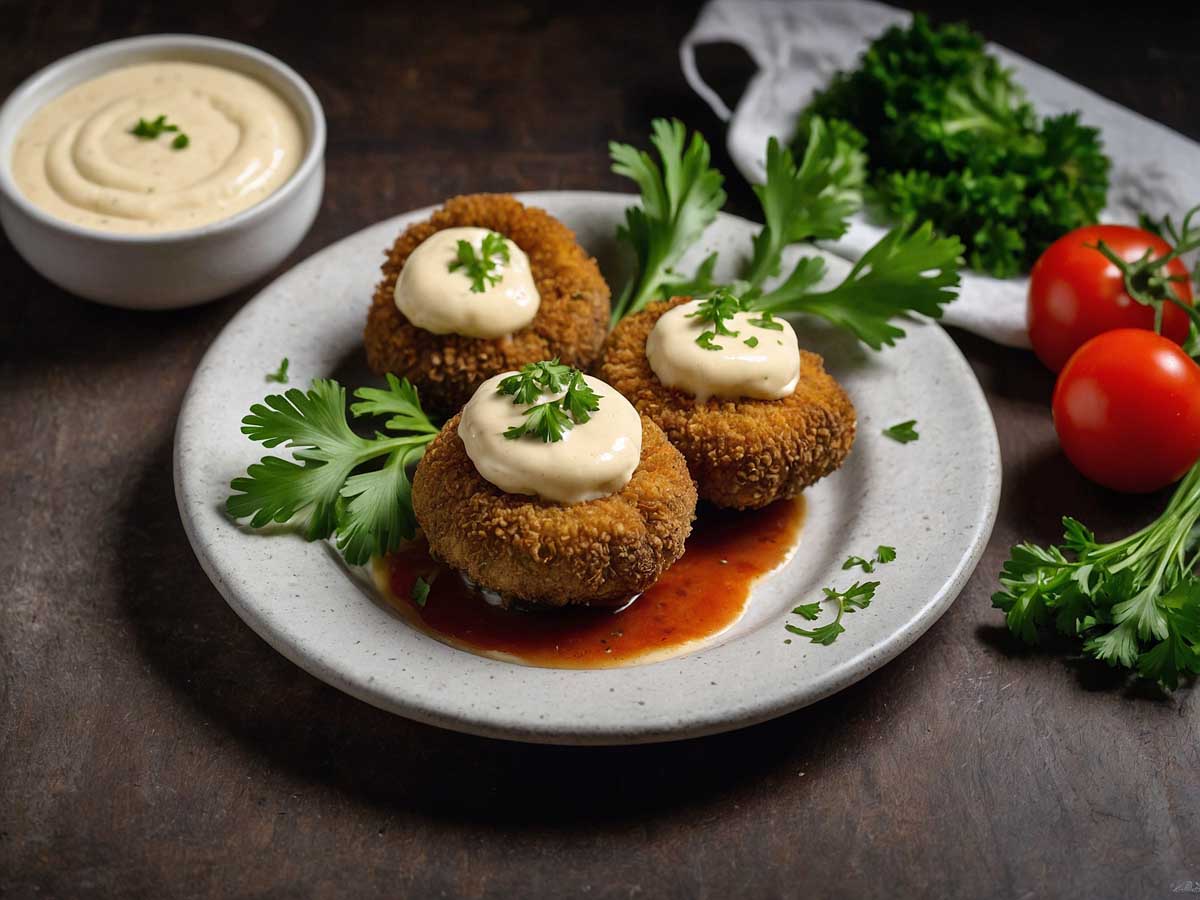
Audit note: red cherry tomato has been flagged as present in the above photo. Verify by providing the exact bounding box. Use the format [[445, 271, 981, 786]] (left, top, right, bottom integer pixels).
[[1028, 224, 1193, 372], [1052, 329, 1200, 493]]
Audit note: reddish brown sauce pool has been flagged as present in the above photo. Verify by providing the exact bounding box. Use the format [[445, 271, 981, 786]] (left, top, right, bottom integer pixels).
[[376, 497, 806, 669]]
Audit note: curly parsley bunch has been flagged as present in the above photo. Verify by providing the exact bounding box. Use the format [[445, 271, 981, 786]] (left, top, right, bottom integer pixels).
[[798, 14, 1110, 278]]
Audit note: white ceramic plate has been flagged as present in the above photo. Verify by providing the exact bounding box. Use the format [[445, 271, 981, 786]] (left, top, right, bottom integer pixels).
[[174, 190, 1000, 745]]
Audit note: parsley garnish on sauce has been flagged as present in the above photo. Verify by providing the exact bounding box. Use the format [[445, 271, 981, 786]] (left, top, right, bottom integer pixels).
[[498, 360, 601, 443], [497, 359, 572, 404], [449, 231, 510, 293], [686, 289, 743, 345], [130, 114, 190, 150]]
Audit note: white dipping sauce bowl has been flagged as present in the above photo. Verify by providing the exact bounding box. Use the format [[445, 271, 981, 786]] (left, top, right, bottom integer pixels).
[[0, 34, 326, 309]]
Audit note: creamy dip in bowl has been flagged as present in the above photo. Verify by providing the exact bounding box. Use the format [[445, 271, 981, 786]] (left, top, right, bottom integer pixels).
[[0, 34, 325, 309]]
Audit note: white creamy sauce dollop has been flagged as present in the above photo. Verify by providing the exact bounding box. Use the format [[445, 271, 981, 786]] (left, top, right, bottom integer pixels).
[[645, 299, 802, 403], [394, 227, 540, 339], [458, 372, 642, 504], [11, 61, 304, 233]]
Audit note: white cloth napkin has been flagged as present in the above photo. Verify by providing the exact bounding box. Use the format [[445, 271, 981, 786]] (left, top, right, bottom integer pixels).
[[680, 0, 1200, 349]]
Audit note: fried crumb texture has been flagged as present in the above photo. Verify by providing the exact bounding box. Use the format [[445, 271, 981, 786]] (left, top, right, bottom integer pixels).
[[365, 193, 611, 412], [412, 413, 697, 607], [598, 297, 857, 509]]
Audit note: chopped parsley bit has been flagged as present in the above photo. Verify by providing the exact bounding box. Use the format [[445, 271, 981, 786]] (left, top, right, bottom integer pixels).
[[883, 419, 919, 443], [449, 231, 510, 293], [130, 114, 190, 150], [786, 581, 878, 645], [743, 336, 760, 348], [411, 575, 432, 607], [501, 361, 602, 443], [696, 330, 723, 351], [843, 545, 897, 573], [842, 555, 875, 573], [265, 358, 290, 384], [792, 602, 822, 621], [747, 310, 784, 331]]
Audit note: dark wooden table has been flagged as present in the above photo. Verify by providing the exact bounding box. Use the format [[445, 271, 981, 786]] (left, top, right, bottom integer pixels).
[[3, 2, 1198, 897]]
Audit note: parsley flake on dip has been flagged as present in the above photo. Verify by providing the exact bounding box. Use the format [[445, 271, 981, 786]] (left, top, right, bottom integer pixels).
[[10, 61, 304, 233]]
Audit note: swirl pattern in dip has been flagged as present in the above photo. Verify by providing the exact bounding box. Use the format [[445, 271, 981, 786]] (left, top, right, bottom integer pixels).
[[11, 61, 304, 233]]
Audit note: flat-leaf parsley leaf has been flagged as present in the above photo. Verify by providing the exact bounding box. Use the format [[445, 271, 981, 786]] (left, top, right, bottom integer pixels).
[[226, 375, 439, 566], [608, 118, 726, 324]]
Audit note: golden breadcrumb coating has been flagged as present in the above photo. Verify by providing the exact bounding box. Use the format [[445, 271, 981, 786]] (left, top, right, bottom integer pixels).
[[597, 297, 857, 510], [412, 413, 697, 607], [365, 194, 610, 413]]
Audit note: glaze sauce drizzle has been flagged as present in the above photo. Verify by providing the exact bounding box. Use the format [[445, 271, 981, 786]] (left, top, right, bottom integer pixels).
[[377, 497, 806, 669]]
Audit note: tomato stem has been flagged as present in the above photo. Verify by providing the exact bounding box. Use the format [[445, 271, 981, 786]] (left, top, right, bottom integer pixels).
[[1089, 235, 1200, 338]]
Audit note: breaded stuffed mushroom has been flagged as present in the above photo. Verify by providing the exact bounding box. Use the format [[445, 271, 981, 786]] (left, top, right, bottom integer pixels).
[[598, 294, 856, 509], [365, 194, 610, 412], [411, 361, 697, 607]]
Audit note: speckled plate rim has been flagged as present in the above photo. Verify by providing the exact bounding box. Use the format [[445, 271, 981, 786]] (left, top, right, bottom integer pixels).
[[174, 190, 1001, 745]]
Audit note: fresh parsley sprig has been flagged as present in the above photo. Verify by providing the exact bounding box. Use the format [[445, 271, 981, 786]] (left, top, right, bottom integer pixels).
[[994, 463, 1200, 690], [449, 231, 510, 293], [744, 121, 866, 293], [226, 374, 439, 566], [752, 222, 963, 350], [787, 581, 879, 645], [130, 114, 190, 150], [609, 119, 726, 324], [611, 117, 962, 350]]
